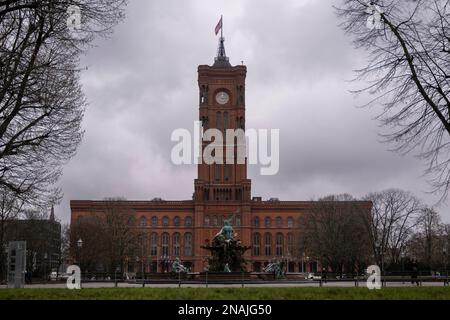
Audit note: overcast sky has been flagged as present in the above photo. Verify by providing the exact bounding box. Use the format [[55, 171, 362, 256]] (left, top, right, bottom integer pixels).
[[54, 0, 450, 223]]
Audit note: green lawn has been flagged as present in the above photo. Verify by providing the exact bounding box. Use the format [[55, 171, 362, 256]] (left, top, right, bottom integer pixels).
[[0, 287, 449, 300]]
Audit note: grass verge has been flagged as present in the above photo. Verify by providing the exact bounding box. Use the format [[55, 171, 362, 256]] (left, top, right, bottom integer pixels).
[[0, 287, 449, 300]]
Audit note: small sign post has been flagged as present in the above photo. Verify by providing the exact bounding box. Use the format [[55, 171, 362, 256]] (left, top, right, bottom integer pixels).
[[7, 241, 27, 289]]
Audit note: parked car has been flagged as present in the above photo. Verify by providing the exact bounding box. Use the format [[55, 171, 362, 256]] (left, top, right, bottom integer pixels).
[[49, 271, 58, 281], [49, 272, 70, 281], [307, 273, 322, 280]]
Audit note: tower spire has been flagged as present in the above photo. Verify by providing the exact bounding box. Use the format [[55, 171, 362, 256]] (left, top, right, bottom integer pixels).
[[214, 15, 231, 68], [49, 205, 55, 221]]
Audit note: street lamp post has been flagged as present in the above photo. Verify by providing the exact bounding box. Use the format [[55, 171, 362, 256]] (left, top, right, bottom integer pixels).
[[375, 240, 384, 287], [43, 252, 48, 282], [77, 238, 83, 286], [115, 266, 120, 288], [443, 248, 448, 285], [301, 252, 305, 274]]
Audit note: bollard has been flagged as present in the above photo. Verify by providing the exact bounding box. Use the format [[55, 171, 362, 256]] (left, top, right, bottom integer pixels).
[[319, 279, 323, 287]]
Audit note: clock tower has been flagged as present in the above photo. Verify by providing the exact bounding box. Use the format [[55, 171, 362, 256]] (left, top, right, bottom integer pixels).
[[194, 36, 251, 203]]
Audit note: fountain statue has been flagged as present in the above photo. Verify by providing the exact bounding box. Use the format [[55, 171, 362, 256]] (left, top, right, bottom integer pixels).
[[172, 258, 187, 273], [263, 259, 286, 279], [201, 216, 251, 272]]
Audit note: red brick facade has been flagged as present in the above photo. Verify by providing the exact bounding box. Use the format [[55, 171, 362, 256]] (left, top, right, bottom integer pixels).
[[70, 48, 372, 273]]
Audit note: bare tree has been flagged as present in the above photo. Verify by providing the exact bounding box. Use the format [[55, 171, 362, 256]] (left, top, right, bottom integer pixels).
[[102, 198, 139, 274], [0, 1, 127, 207], [70, 198, 139, 274], [70, 214, 107, 273], [300, 194, 371, 274], [363, 189, 422, 269], [336, 0, 450, 199], [407, 207, 450, 270]]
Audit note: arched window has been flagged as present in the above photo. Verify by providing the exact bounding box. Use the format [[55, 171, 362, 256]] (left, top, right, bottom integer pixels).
[[236, 216, 241, 227], [151, 216, 158, 227], [287, 217, 294, 228], [276, 233, 284, 257], [150, 233, 158, 256], [212, 216, 218, 226], [184, 216, 193, 227], [265, 233, 272, 256], [265, 217, 271, 228], [173, 233, 180, 257], [162, 216, 169, 227], [139, 216, 147, 227], [252, 233, 261, 256], [287, 233, 294, 255], [276, 216, 282, 228], [127, 216, 136, 227], [204, 215, 210, 227], [161, 233, 169, 256], [174, 216, 180, 227], [184, 233, 193, 256], [254, 216, 260, 227]]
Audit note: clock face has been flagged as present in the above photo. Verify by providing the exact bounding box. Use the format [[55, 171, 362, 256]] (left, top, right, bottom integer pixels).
[[216, 91, 230, 105]]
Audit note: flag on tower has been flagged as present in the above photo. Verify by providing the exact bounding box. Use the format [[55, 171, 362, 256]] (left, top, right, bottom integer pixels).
[[215, 16, 223, 35]]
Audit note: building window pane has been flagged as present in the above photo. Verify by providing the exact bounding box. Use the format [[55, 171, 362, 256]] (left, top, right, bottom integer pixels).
[[224, 111, 229, 130], [224, 165, 230, 181], [215, 164, 221, 181], [151, 216, 157, 227], [265, 217, 271, 228], [162, 233, 169, 256], [265, 233, 272, 257], [216, 112, 222, 131], [140, 216, 147, 227], [128, 216, 136, 226], [276, 233, 283, 257], [163, 216, 169, 227], [252, 233, 260, 256], [151, 233, 158, 256], [236, 216, 241, 227], [288, 217, 294, 228], [254, 217, 260, 227], [212, 216, 218, 226], [287, 233, 294, 256], [204, 215, 210, 227], [185, 216, 192, 227], [184, 233, 193, 256], [174, 216, 180, 227], [173, 233, 180, 257], [276, 217, 282, 228]]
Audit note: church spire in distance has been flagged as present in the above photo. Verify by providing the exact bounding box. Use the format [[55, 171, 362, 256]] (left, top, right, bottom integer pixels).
[[214, 15, 231, 68]]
